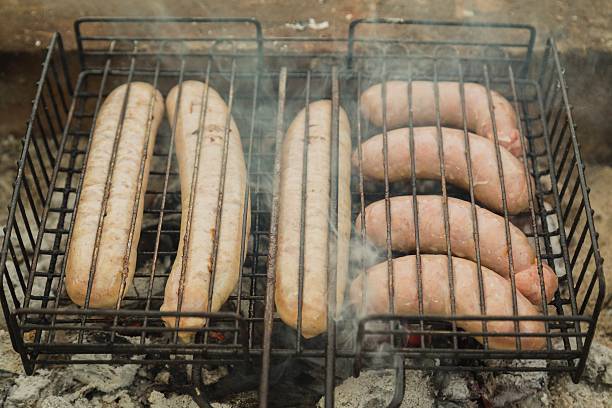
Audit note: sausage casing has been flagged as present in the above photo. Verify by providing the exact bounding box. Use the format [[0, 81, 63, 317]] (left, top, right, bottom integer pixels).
[[161, 81, 249, 340], [275, 100, 352, 338], [66, 82, 164, 308]]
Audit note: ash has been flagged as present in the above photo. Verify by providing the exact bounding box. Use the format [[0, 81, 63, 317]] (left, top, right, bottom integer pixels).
[[0, 332, 610, 408]]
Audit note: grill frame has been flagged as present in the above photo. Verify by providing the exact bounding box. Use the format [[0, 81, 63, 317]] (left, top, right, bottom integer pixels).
[[0, 17, 604, 407]]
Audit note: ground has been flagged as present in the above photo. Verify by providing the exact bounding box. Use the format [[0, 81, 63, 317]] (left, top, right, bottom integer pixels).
[[0, 1, 611, 407]]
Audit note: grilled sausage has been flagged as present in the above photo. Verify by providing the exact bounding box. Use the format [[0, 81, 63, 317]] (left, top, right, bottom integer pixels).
[[356, 196, 558, 305], [65, 82, 163, 308], [161, 81, 249, 341], [275, 100, 352, 338], [360, 81, 522, 156], [355, 126, 530, 214], [350, 255, 546, 350]]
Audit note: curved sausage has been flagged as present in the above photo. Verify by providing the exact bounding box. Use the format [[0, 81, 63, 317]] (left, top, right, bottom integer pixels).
[[356, 196, 558, 305], [275, 100, 352, 338], [355, 126, 530, 214], [65, 82, 164, 308], [360, 81, 522, 156], [350, 255, 546, 350], [161, 81, 249, 341]]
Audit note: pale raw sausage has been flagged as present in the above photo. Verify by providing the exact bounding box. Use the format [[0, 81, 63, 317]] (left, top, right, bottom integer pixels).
[[275, 100, 352, 338], [161, 81, 249, 341], [65, 82, 164, 308]]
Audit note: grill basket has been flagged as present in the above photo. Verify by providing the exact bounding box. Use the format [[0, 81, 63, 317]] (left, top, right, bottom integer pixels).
[[0, 17, 605, 407]]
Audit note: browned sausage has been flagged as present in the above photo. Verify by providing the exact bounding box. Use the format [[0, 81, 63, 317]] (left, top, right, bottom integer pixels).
[[355, 126, 530, 214], [350, 255, 546, 350], [356, 196, 558, 305], [360, 81, 522, 156]]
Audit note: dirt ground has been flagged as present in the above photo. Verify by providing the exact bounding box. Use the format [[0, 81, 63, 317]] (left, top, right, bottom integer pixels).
[[0, 1, 611, 406]]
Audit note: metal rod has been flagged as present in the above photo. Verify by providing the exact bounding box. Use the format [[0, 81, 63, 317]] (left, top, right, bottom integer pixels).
[[259, 66, 287, 408], [324, 65, 340, 408], [432, 62, 458, 349], [173, 59, 213, 342], [296, 70, 312, 349]]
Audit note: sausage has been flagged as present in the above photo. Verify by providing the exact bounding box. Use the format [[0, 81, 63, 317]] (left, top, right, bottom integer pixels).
[[65, 82, 164, 308], [355, 126, 530, 214], [275, 100, 352, 338], [360, 81, 522, 156], [161, 81, 249, 340], [350, 255, 546, 350], [356, 196, 558, 305]]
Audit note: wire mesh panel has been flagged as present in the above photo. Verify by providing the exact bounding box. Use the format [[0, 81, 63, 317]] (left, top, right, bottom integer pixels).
[[0, 17, 604, 407]]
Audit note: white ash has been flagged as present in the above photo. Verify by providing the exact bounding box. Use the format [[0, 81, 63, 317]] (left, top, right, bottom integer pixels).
[[317, 369, 434, 408], [0, 330, 24, 374], [431, 371, 479, 406], [148, 391, 198, 408], [67, 355, 140, 394], [549, 343, 612, 408], [480, 359, 549, 407], [5, 369, 52, 408], [148, 390, 231, 408], [154, 370, 171, 385], [4, 354, 141, 407], [582, 342, 612, 385]]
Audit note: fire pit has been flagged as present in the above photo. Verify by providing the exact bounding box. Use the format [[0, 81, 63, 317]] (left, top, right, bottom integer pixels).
[[0, 18, 604, 407]]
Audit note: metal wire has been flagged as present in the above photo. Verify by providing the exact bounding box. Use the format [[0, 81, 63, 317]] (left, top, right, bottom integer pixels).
[[0, 18, 605, 407]]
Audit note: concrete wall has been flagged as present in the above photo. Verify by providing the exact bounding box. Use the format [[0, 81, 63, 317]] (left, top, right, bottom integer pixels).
[[1, 0, 611, 53]]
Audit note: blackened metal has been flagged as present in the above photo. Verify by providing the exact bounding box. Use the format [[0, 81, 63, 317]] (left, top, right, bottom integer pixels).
[[0, 18, 605, 408], [141, 44, 178, 344], [259, 67, 287, 408], [112, 44, 163, 333], [432, 62, 459, 349], [406, 69, 426, 350], [482, 65, 521, 349], [324, 65, 341, 408], [456, 62, 489, 349], [174, 60, 212, 342], [204, 58, 238, 345], [79, 51, 137, 333], [388, 355, 405, 408], [507, 65, 553, 350], [380, 63, 396, 320], [548, 38, 604, 381], [296, 71, 312, 348]]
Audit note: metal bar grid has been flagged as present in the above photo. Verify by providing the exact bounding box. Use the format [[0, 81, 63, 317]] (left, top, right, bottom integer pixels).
[[0, 17, 604, 407]]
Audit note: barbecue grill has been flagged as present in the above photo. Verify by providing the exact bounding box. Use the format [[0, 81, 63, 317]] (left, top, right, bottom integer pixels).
[[0, 17, 604, 407]]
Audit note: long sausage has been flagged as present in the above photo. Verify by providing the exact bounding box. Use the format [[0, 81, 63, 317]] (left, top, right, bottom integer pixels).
[[65, 82, 164, 308], [356, 196, 558, 305], [350, 255, 546, 350], [356, 126, 530, 214], [360, 81, 522, 156], [161, 81, 249, 340], [275, 100, 352, 338]]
